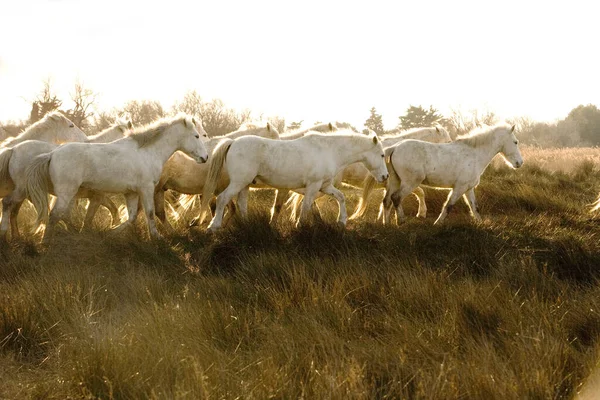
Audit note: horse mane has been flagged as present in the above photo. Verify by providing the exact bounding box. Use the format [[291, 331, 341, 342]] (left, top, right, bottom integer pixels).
[[0, 111, 70, 146], [281, 122, 336, 138], [455, 123, 512, 147], [127, 114, 188, 147], [381, 126, 439, 140], [226, 123, 279, 138]]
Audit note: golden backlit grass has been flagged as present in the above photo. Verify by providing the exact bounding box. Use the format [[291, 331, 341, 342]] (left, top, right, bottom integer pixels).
[[493, 145, 600, 174], [1, 151, 600, 399]]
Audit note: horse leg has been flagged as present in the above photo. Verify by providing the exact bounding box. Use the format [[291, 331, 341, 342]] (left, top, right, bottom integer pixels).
[[237, 187, 249, 219], [297, 182, 321, 227], [391, 181, 417, 224], [9, 199, 24, 239], [320, 184, 348, 228], [381, 175, 401, 225], [84, 192, 119, 230], [112, 192, 139, 233], [462, 188, 481, 221], [83, 196, 101, 230], [310, 193, 325, 222], [221, 200, 237, 227], [154, 189, 175, 233], [99, 193, 120, 228], [413, 186, 427, 218], [140, 187, 161, 240], [270, 189, 289, 223], [1, 187, 27, 240], [1, 195, 13, 239], [45, 190, 77, 242], [208, 183, 246, 232], [434, 188, 465, 225]]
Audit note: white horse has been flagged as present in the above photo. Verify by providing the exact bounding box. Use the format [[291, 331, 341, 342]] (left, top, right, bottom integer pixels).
[[198, 131, 389, 231], [354, 123, 523, 225], [288, 125, 452, 222], [0, 112, 88, 147], [280, 122, 337, 140], [154, 122, 280, 230], [26, 114, 209, 240], [86, 117, 133, 143], [0, 118, 133, 239]]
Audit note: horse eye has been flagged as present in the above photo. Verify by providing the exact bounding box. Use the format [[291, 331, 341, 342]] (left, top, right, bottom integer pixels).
[[514, 141, 518, 145], [195, 134, 200, 139], [381, 154, 385, 158], [69, 123, 74, 128]]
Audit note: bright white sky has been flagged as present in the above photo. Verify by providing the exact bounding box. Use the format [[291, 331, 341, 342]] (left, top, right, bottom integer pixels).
[[1, 0, 599, 130]]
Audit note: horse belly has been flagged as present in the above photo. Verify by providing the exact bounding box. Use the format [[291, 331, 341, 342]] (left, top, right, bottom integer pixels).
[[255, 173, 306, 190]]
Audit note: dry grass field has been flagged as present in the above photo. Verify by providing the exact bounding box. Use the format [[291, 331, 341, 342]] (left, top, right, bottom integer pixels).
[[2, 147, 600, 399]]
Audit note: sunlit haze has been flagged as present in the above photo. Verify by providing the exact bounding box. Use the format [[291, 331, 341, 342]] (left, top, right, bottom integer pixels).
[[1, 0, 599, 130]]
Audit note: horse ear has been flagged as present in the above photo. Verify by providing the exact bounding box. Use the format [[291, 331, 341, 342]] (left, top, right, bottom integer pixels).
[[267, 122, 271, 132], [328, 122, 334, 131], [192, 117, 197, 126], [511, 124, 516, 133], [127, 121, 133, 129], [435, 126, 440, 133], [372, 135, 378, 144], [183, 117, 189, 128]]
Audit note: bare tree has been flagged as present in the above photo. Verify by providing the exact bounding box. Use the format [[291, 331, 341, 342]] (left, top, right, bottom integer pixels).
[[287, 121, 303, 131], [267, 116, 286, 133], [65, 80, 97, 129], [446, 107, 498, 139], [119, 100, 165, 126], [30, 78, 62, 123], [173, 92, 252, 136], [173, 90, 203, 117], [0, 125, 8, 141]]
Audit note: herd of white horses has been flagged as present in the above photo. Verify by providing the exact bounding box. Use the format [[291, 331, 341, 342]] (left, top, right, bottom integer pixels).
[[0, 111, 526, 242]]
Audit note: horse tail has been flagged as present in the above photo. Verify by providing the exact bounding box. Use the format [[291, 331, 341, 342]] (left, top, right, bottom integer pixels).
[[349, 174, 378, 220], [198, 138, 234, 225], [0, 147, 13, 187], [592, 193, 600, 213], [286, 192, 303, 222], [384, 146, 395, 163], [26, 153, 53, 225]]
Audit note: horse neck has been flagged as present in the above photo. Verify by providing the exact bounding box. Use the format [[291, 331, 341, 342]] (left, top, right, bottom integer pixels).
[[139, 129, 184, 166], [325, 136, 373, 166], [467, 134, 504, 170]]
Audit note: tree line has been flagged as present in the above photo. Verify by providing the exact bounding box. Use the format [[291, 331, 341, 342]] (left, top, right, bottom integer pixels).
[[2, 80, 600, 148], [364, 103, 600, 147]]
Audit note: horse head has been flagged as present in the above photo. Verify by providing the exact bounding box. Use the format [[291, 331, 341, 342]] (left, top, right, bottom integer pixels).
[[43, 112, 87, 144], [179, 115, 209, 163], [499, 125, 523, 168], [435, 125, 452, 143], [363, 134, 389, 182]]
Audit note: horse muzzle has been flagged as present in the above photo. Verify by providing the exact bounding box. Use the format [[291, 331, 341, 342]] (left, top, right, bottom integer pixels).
[[194, 155, 208, 164]]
